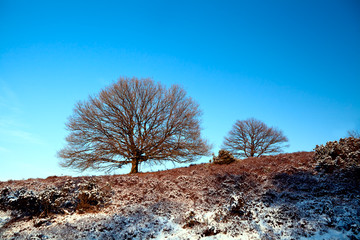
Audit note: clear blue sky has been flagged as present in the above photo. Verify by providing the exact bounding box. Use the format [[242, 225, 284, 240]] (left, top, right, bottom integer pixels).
[[1, 0, 359, 181]]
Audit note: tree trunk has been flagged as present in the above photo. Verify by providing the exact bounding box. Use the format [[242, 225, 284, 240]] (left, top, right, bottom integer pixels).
[[130, 158, 139, 174], [250, 145, 255, 157]]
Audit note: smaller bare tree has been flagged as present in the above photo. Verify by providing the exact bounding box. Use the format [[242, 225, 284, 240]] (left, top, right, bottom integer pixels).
[[223, 118, 289, 158], [347, 129, 360, 138]]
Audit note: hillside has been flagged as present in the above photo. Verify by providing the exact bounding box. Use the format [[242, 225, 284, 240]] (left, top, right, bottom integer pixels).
[[0, 151, 359, 239]]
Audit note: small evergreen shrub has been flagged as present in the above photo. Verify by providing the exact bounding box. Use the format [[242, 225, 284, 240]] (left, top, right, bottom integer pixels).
[[211, 150, 237, 164]]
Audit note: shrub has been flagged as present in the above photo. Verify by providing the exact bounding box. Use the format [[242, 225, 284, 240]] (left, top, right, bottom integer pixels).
[[183, 211, 201, 228], [76, 181, 110, 213], [0, 179, 112, 217], [211, 150, 237, 165], [314, 137, 360, 173], [0, 187, 42, 216]]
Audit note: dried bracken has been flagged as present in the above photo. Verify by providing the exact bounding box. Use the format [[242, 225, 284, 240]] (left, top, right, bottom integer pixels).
[[0, 151, 359, 239]]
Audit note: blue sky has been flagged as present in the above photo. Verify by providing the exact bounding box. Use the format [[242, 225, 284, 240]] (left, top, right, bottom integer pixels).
[[0, 0, 359, 181]]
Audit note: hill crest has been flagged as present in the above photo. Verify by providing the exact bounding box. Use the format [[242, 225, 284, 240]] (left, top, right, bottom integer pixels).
[[1, 151, 359, 239]]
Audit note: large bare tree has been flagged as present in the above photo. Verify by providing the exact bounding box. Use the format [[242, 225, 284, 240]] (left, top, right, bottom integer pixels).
[[223, 118, 288, 158], [58, 77, 211, 174]]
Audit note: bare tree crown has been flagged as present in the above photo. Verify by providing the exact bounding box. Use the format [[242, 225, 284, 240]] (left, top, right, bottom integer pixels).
[[223, 118, 288, 158], [347, 129, 360, 138], [58, 77, 211, 173]]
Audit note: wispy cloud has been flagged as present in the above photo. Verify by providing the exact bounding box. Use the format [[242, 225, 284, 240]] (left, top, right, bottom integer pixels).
[[0, 80, 44, 145], [0, 116, 20, 129], [1, 129, 44, 145], [0, 80, 21, 114], [0, 146, 10, 153]]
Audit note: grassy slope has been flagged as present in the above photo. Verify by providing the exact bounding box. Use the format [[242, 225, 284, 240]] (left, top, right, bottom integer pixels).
[[1, 151, 359, 239]]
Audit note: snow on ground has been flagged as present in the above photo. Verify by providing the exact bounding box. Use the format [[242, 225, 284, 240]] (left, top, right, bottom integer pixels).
[[0, 152, 359, 239], [0, 211, 11, 229]]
